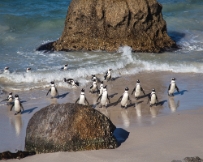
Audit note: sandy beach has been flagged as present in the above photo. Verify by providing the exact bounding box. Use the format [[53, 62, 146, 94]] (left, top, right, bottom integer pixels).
[[1, 71, 203, 161]]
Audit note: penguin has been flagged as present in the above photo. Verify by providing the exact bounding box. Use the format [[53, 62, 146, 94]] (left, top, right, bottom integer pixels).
[[10, 94, 24, 115], [1, 92, 13, 103], [4, 67, 10, 74], [117, 87, 132, 108], [97, 85, 110, 108], [131, 79, 145, 99], [168, 78, 179, 96], [89, 79, 99, 93], [46, 81, 59, 98], [98, 81, 104, 96], [26, 68, 31, 73], [61, 64, 68, 70], [104, 69, 112, 81], [64, 78, 79, 87], [148, 89, 159, 107], [91, 75, 101, 83], [75, 89, 89, 105]]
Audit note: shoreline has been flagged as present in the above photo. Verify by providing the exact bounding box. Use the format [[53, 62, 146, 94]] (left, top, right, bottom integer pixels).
[[1, 71, 203, 161]]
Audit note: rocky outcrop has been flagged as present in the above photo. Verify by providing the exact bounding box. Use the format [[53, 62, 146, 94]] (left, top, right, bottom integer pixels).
[[38, 0, 177, 53], [25, 103, 118, 153]]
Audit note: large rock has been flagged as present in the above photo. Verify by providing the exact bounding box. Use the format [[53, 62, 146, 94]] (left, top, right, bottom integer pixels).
[[40, 0, 177, 53], [25, 103, 118, 153]]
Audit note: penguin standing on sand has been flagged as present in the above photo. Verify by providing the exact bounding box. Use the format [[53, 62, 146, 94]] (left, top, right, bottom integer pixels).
[[117, 87, 132, 108], [97, 85, 110, 108], [104, 69, 112, 81], [148, 89, 159, 107], [168, 78, 179, 96], [46, 81, 59, 98], [26, 68, 31, 73], [4, 67, 10, 74], [98, 81, 104, 96], [1, 92, 13, 103], [75, 89, 89, 105], [61, 64, 68, 70], [131, 79, 145, 99], [90, 79, 99, 93], [10, 94, 24, 115]]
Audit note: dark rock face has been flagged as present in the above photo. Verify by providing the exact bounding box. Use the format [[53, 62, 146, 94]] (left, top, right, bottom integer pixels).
[[48, 0, 176, 53], [0, 151, 35, 160], [25, 103, 118, 153]]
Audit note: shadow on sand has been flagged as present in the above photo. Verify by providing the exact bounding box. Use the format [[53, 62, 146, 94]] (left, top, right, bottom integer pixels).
[[22, 107, 38, 114], [113, 128, 130, 146]]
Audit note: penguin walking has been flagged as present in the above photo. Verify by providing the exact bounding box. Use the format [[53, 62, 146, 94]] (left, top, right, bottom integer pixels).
[[26, 68, 31, 73], [104, 69, 112, 81], [64, 78, 79, 87], [75, 89, 89, 105], [148, 89, 159, 107], [4, 67, 10, 74], [168, 78, 179, 96], [90, 79, 99, 93], [61, 64, 68, 70], [10, 94, 24, 115], [117, 87, 132, 108], [131, 79, 145, 99], [46, 81, 59, 98], [1, 92, 13, 103], [98, 81, 104, 96], [97, 85, 110, 108]]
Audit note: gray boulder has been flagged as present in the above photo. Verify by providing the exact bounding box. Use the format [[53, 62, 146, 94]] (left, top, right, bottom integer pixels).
[[25, 103, 118, 153]]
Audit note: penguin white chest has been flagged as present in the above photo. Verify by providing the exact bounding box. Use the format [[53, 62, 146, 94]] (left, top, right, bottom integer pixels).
[[51, 87, 57, 97], [79, 95, 85, 105], [135, 85, 141, 97], [14, 100, 21, 112], [99, 87, 103, 96], [121, 93, 128, 106], [150, 94, 156, 104], [101, 92, 108, 105], [169, 83, 175, 94]]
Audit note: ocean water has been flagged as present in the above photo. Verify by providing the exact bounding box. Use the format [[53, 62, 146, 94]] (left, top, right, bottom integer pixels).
[[0, 0, 203, 91]]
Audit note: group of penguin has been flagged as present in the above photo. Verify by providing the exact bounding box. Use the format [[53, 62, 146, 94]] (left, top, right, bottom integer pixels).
[[1, 64, 179, 115]]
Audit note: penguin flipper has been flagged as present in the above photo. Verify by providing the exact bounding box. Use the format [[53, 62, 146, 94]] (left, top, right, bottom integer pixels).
[[1, 99, 8, 102], [97, 95, 102, 102], [107, 95, 110, 103], [75, 98, 79, 104], [168, 84, 171, 91], [176, 85, 179, 92], [20, 103, 24, 112], [10, 103, 14, 111], [131, 88, 135, 95], [46, 89, 51, 96], [85, 98, 89, 105], [141, 87, 145, 95]]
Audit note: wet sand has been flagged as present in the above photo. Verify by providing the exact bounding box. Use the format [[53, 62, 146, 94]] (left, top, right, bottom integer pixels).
[[1, 71, 203, 161]]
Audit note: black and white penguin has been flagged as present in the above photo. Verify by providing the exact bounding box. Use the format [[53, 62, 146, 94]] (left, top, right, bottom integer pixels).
[[10, 94, 24, 115], [4, 67, 10, 74], [46, 81, 59, 98], [1, 92, 13, 103], [91, 75, 101, 83], [89, 79, 99, 93], [64, 78, 79, 87], [168, 78, 179, 96], [26, 67, 31, 73], [98, 81, 104, 96], [117, 87, 132, 108], [131, 79, 145, 99], [97, 85, 110, 108], [75, 89, 89, 105], [61, 64, 68, 70], [148, 89, 159, 107], [104, 69, 112, 81]]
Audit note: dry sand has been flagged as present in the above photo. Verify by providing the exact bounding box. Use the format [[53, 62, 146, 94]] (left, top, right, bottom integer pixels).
[[1, 71, 203, 161]]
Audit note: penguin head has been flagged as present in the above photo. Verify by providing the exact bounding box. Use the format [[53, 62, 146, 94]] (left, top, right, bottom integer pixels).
[[152, 89, 155, 92], [125, 87, 129, 91], [50, 81, 55, 86], [9, 92, 12, 95], [109, 69, 112, 71], [63, 78, 67, 82], [136, 79, 140, 83], [103, 85, 107, 90], [26, 67, 31, 72], [101, 81, 103, 84], [15, 94, 19, 99], [81, 88, 85, 92], [4, 67, 9, 70], [93, 79, 96, 83], [64, 64, 68, 67]]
